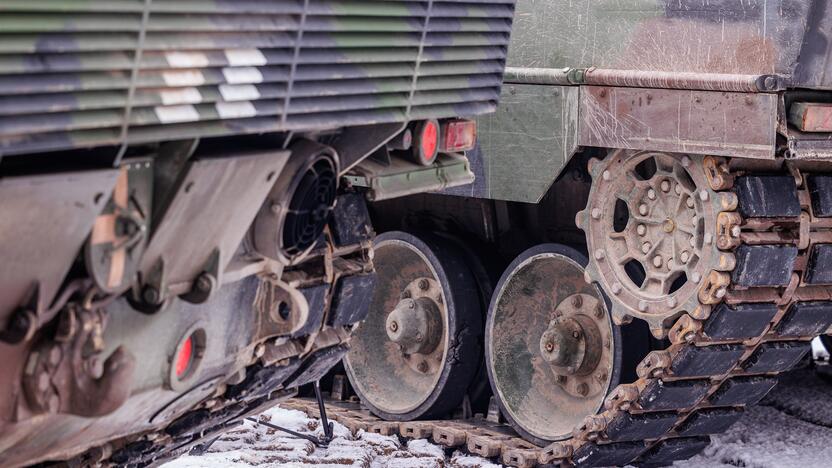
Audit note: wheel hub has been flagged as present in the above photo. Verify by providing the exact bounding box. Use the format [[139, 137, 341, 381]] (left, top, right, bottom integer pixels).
[[386, 279, 444, 358], [578, 151, 724, 335]]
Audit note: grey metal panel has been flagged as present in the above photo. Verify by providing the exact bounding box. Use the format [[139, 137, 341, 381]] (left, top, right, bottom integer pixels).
[[138, 151, 290, 296], [0, 169, 118, 329], [454, 84, 578, 203], [578, 86, 777, 159]]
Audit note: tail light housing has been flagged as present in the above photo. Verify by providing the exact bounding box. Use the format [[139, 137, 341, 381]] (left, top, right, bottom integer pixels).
[[440, 118, 477, 153]]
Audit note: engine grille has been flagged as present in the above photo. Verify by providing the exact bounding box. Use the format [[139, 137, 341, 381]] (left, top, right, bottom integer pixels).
[[0, 0, 514, 156]]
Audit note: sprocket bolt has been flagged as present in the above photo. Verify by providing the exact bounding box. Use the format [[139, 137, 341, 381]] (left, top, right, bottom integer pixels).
[[661, 180, 670, 192], [647, 189, 656, 200], [637, 224, 646, 236], [641, 242, 651, 253], [638, 204, 648, 215]]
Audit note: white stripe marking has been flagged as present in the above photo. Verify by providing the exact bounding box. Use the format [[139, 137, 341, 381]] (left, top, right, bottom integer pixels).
[[222, 67, 263, 84], [219, 84, 261, 102], [154, 105, 200, 123], [160, 87, 203, 105], [162, 70, 206, 87], [165, 51, 209, 68], [215, 101, 257, 119], [225, 48, 267, 67]]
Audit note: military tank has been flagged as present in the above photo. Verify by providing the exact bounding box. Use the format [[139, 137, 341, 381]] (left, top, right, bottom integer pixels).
[[0, 1, 517, 466], [336, 1, 832, 466]]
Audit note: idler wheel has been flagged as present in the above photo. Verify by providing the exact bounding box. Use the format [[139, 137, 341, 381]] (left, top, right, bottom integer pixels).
[[485, 244, 623, 445], [343, 231, 482, 420]]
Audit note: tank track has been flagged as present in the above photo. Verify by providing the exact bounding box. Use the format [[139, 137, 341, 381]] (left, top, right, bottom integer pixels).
[[290, 157, 832, 467]]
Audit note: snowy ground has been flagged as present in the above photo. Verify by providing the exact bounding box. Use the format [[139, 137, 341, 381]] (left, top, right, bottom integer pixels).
[[164, 364, 832, 468]]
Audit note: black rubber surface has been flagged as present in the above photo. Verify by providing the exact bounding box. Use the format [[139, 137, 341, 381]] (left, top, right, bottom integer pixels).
[[670, 344, 745, 377], [703, 303, 777, 340], [732, 245, 798, 287], [708, 376, 778, 406], [638, 379, 711, 411], [735, 175, 800, 218]]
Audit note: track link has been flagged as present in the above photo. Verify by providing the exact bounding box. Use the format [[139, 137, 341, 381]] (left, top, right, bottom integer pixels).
[[290, 156, 832, 467]]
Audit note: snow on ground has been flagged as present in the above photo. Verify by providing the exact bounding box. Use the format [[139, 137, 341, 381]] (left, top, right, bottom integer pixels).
[[164, 366, 832, 468]]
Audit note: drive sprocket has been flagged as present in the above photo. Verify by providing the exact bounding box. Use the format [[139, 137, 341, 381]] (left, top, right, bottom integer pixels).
[[577, 151, 737, 337]]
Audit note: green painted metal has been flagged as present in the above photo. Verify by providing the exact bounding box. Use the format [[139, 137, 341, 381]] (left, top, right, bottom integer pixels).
[[0, 0, 516, 157]]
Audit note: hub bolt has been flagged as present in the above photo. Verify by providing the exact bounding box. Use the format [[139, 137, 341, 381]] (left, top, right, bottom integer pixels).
[[675, 183, 682, 195], [591, 207, 601, 219], [418, 361, 429, 373], [680, 251, 690, 263], [602, 170, 611, 181], [638, 204, 648, 215], [699, 190, 709, 201], [390, 321, 399, 332], [652, 255, 663, 268], [637, 224, 646, 236], [661, 180, 670, 192], [647, 189, 656, 200], [545, 341, 555, 353], [419, 279, 430, 290], [686, 197, 695, 208], [572, 295, 583, 308], [577, 383, 589, 396], [641, 242, 652, 254]]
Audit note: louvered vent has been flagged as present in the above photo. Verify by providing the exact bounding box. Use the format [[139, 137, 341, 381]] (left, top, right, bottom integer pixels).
[[0, 0, 514, 157]]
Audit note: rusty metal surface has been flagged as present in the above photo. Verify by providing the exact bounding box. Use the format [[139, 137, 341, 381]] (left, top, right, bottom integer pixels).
[[0, 169, 117, 330], [578, 86, 778, 160]]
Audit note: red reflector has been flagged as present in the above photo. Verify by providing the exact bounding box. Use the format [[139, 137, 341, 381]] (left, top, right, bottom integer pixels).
[[421, 120, 438, 162], [175, 336, 193, 378], [440, 119, 477, 152], [790, 102, 832, 132]]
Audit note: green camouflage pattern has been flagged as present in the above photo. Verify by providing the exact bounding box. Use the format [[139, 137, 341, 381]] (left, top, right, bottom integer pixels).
[[462, 0, 832, 203], [0, 0, 515, 156]]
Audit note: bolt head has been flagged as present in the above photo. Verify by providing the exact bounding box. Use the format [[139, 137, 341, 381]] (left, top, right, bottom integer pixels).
[[418, 279, 430, 290], [667, 297, 677, 307], [730, 225, 741, 237], [686, 197, 695, 208], [545, 342, 554, 352], [637, 224, 646, 236], [638, 300, 648, 312], [602, 170, 611, 181], [660, 180, 670, 192], [692, 272, 702, 283], [591, 207, 601, 219], [699, 190, 709, 201], [647, 189, 656, 200], [641, 242, 651, 254], [572, 295, 583, 308], [418, 361, 428, 372], [652, 255, 663, 267], [611, 283, 622, 295], [390, 321, 398, 332], [715, 287, 727, 298], [594, 249, 604, 260], [704, 233, 713, 245], [681, 156, 691, 167], [680, 251, 690, 263], [577, 383, 589, 396], [638, 204, 648, 215]]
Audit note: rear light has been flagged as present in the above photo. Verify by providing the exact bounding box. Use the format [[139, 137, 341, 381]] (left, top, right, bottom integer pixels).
[[410, 119, 439, 166], [175, 335, 194, 378], [440, 119, 477, 152], [789, 102, 832, 132]]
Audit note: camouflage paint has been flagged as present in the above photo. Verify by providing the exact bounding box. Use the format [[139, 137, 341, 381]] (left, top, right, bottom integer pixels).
[[0, 0, 516, 157], [467, 0, 832, 203]]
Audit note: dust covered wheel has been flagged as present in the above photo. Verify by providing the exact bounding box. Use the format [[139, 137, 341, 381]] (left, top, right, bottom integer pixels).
[[485, 244, 623, 446], [343, 231, 482, 420]]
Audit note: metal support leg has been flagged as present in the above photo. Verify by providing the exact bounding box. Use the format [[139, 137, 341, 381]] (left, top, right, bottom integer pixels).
[[314, 380, 334, 443], [245, 417, 330, 447]]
